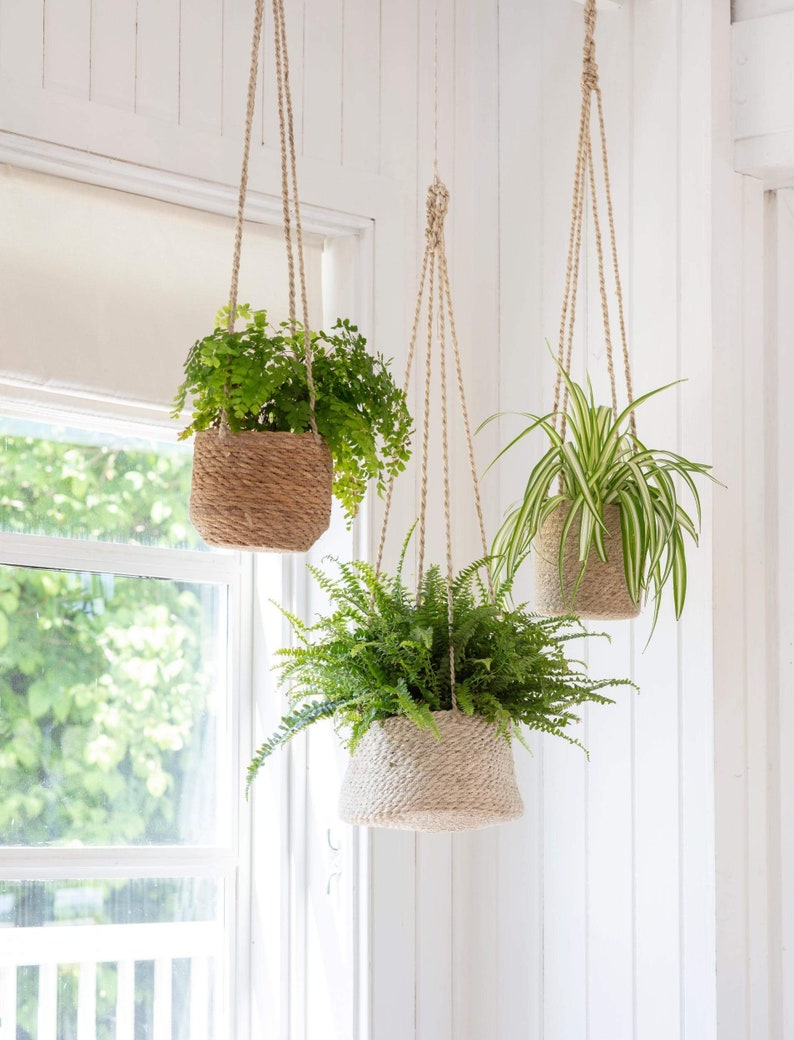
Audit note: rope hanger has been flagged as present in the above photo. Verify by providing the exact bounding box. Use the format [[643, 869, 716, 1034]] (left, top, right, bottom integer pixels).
[[223, 0, 318, 436], [375, 0, 493, 713], [554, 0, 635, 441]]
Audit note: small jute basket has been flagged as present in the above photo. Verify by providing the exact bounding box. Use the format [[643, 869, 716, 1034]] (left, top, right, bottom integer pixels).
[[190, 428, 333, 551], [339, 710, 524, 832], [534, 501, 640, 620]]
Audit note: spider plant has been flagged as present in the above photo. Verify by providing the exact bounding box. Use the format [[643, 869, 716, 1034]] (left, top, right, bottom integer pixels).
[[485, 366, 718, 631]]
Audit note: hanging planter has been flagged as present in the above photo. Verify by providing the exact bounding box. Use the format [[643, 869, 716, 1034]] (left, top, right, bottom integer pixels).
[[174, 308, 411, 550], [534, 501, 638, 622], [189, 429, 331, 552], [247, 178, 634, 832], [339, 712, 522, 832], [246, 544, 631, 831], [171, 0, 411, 551], [484, 0, 717, 629]]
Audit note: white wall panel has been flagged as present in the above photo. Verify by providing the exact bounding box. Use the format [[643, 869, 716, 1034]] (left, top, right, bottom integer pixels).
[[0, 0, 44, 86], [90, 0, 136, 110], [135, 0, 180, 122], [180, 0, 224, 134], [631, 4, 684, 1039], [342, 0, 380, 172], [302, 0, 343, 163], [222, 0, 258, 139], [774, 188, 794, 1040], [43, 0, 90, 98]]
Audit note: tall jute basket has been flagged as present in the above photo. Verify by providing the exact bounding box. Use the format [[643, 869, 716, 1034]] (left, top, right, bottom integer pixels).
[[190, 428, 332, 551], [339, 711, 524, 832], [534, 501, 640, 620]]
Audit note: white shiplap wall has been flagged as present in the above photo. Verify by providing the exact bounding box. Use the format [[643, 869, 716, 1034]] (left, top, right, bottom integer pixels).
[[0, 1, 725, 1038]]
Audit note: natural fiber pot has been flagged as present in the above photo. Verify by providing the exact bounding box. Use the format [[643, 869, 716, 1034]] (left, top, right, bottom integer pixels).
[[339, 710, 524, 832], [190, 428, 333, 551], [534, 500, 640, 620]]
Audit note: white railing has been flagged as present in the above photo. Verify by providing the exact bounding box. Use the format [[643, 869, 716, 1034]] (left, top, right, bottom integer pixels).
[[0, 921, 222, 1040]]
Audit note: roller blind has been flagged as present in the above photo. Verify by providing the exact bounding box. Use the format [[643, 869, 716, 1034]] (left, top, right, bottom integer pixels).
[[0, 165, 324, 412]]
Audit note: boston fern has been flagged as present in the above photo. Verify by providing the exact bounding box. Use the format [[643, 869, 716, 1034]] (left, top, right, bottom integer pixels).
[[246, 537, 631, 790], [488, 367, 718, 628], [172, 304, 412, 522]]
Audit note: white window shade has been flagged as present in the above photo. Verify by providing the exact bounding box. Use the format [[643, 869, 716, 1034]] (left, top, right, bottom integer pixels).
[[0, 166, 324, 414]]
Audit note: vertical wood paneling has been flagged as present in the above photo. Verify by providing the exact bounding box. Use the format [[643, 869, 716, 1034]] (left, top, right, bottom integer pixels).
[[0, 0, 44, 86], [712, 1, 756, 1036], [539, 6, 589, 1035], [776, 188, 794, 1040], [43, 0, 90, 98], [712, 161, 752, 1040], [450, 4, 501, 1038], [416, 836, 453, 1040], [543, 739, 588, 1037], [451, 0, 500, 557], [631, 4, 683, 1040], [740, 179, 768, 1040], [577, 8, 637, 1036], [378, 0, 418, 184], [586, 627, 635, 1040], [302, 0, 343, 163], [90, 0, 136, 110], [222, 0, 262, 138], [764, 190, 784, 1040], [342, 0, 380, 171], [677, 2, 718, 1038], [136, 0, 181, 122], [365, 7, 418, 1037], [180, 0, 224, 133], [493, 0, 545, 1030]]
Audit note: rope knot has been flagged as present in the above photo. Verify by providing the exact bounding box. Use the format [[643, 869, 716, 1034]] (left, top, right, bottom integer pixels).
[[425, 178, 450, 247], [581, 50, 599, 93]]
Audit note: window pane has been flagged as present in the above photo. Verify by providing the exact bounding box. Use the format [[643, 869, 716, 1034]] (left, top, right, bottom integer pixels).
[[0, 419, 205, 550], [0, 566, 226, 847], [0, 878, 222, 1040]]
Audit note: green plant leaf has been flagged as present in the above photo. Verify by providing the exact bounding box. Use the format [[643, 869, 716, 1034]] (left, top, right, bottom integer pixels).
[[483, 365, 720, 634]]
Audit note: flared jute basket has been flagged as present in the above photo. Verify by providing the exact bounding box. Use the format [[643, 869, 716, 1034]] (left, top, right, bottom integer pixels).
[[534, 501, 640, 621], [190, 428, 332, 551], [339, 710, 524, 832]]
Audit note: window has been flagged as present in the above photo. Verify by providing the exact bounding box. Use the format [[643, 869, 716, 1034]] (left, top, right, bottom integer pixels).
[[0, 418, 243, 1039], [0, 167, 369, 1040]]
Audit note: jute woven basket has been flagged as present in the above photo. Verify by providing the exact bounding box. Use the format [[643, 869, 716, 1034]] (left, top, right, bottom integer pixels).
[[339, 710, 524, 832], [190, 428, 333, 551], [534, 501, 640, 620]]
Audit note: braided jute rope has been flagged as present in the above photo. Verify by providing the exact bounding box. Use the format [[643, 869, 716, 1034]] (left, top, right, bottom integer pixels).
[[538, 0, 637, 618], [190, 0, 330, 551], [552, 0, 635, 441], [341, 178, 520, 832], [339, 712, 524, 831]]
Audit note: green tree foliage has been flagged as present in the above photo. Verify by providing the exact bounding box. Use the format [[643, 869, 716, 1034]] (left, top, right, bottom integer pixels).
[[0, 429, 201, 547], [0, 430, 215, 848]]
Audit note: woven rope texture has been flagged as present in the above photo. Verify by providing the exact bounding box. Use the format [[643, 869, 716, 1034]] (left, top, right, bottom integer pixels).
[[190, 429, 332, 551], [339, 711, 524, 832], [534, 501, 640, 621]]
